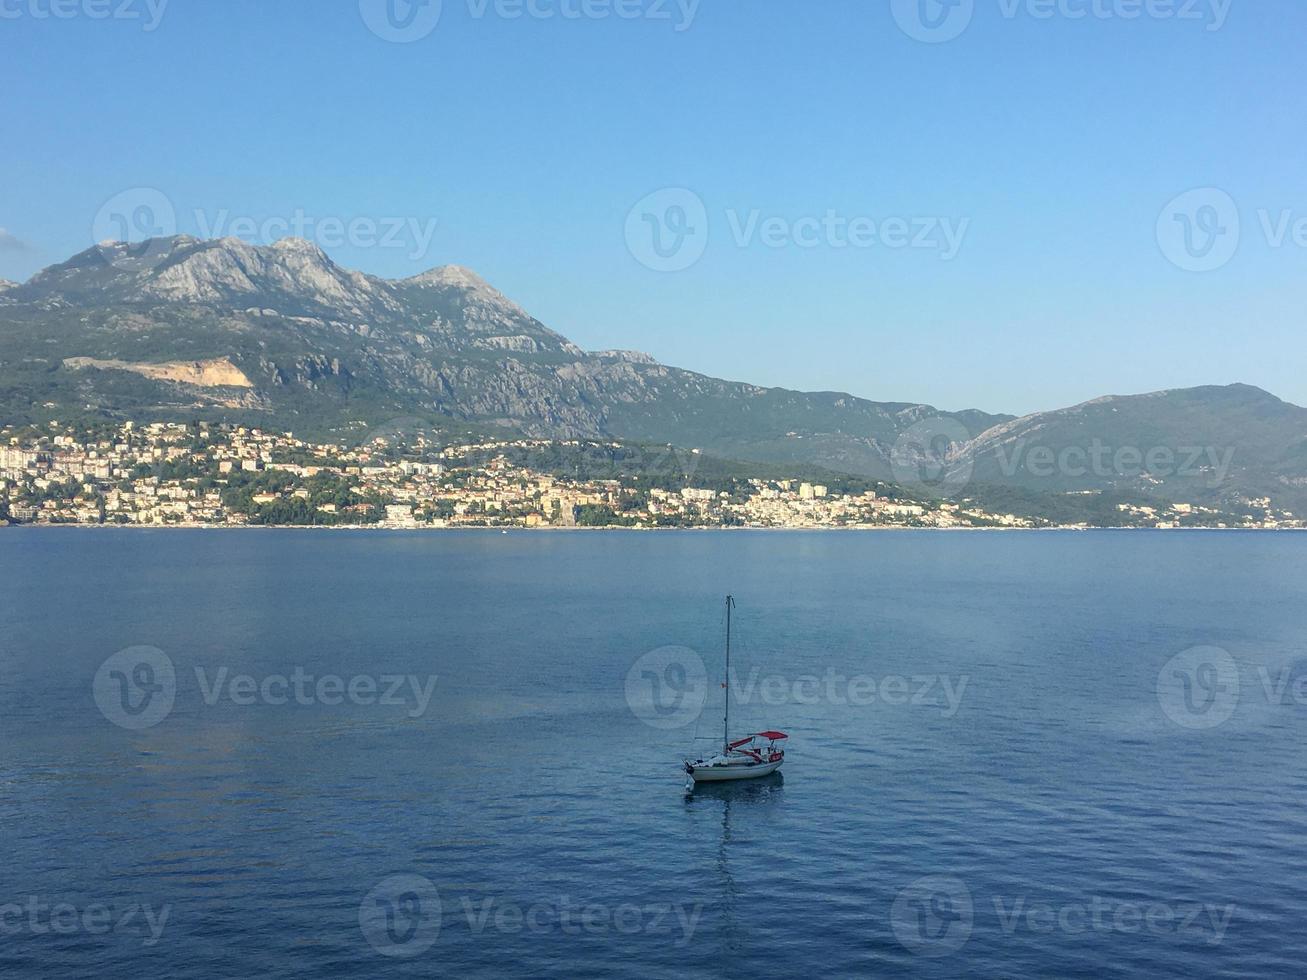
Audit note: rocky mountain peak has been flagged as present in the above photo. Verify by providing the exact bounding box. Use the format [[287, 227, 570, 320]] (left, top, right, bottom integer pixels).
[[405, 264, 488, 290], [400, 264, 528, 315], [268, 236, 330, 258], [592, 349, 658, 365], [133, 236, 394, 318]]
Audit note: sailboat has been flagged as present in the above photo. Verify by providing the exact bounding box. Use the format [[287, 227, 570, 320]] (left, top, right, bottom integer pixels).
[[683, 596, 788, 786]]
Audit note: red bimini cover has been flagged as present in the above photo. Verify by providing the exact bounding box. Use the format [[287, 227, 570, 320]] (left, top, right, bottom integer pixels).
[[727, 731, 789, 751]]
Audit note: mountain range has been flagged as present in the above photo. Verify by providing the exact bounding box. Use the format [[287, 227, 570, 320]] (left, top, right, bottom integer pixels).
[[2, 235, 1305, 515]]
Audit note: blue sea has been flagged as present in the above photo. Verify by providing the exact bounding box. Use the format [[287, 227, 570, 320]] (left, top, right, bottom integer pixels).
[[1, 529, 1306, 978]]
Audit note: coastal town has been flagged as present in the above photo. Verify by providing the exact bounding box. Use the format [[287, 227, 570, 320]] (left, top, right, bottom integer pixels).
[[0, 420, 1297, 530]]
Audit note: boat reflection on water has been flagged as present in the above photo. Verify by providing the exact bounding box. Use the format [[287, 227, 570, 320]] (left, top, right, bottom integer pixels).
[[684, 770, 784, 804], [683, 771, 785, 949]]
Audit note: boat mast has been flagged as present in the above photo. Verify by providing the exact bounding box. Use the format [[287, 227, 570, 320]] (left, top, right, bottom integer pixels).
[[724, 594, 733, 754]]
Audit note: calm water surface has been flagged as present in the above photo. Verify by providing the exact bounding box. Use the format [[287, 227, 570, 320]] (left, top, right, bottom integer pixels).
[[2, 529, 1306, 978]]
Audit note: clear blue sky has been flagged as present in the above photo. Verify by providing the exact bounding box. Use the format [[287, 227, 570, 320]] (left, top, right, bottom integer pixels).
[[2, 0, 1303, 415]]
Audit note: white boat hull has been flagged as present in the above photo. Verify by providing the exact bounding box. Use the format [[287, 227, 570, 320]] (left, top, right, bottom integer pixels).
[[687, 758, 783, 783]]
